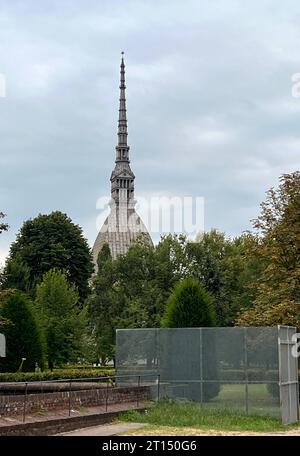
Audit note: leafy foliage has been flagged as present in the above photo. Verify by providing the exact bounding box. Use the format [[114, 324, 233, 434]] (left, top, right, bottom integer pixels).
[[0, 291, 45, 372], [0, 255, 31, 293], [35, 269, 88, 367], [236, 172, 300, 326], [162, 278, 215, 328], [89, 231, 263, 362], [187, 230, 263, 325], [0, 368, 114, 382], [88, 234, 195, 362], [2, 211, 93, 300]]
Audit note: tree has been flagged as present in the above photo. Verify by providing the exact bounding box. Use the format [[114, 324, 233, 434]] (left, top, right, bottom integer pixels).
[[187, 230, 227, 323], [88, 240, 159, 364], [2, 211, 93, 300], [88, 243, 116, 364], [88, 231, 262, 362], [35, 269, 87, 368], [216, 234, 263, 325], [162, 278, 216, 328], [187, 230, 263, 326], [0, 291, 45, 372], [0, 212, 8, 234], [236, 172, 300, 326], [0, 255, 31, 292], [161, 278, 219, 401]]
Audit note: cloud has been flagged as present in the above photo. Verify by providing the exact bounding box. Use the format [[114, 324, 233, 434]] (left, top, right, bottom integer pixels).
[[1, 0, 300, 262]]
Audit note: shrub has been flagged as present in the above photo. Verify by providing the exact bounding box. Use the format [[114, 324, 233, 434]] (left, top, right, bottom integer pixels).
[[162, 278, 216, 328], [0, 291, 45, 372], [161, 279, 219, 401], [0, 368, 115, 383]]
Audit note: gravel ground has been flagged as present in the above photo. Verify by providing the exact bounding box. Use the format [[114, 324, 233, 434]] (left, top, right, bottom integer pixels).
[[122, 425, 300, 436]]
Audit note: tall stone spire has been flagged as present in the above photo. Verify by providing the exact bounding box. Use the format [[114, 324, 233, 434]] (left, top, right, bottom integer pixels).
[[92, 54, 152, 265], [116, 52, 130, 162], [111, 52, 135, 203]]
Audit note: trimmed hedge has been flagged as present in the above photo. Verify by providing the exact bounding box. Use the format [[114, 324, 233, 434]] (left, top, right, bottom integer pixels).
[[220, 368, 278, 382], [0, 368, 115, 383]]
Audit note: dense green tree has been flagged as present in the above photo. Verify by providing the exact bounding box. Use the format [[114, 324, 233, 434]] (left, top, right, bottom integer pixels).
[[89, 231, 263, 362], [162, 278, 216, 328], [187, 230, 226, 322], [237, 172, 300, 326], [161, 278, 219, 401], [35, 269, 87, 367], [0, 291, 45, 372], [88, 243, 116, 364], [2, 211, 93, 300], [187, 230, 263, 325], [0, 255, 30, 292], [88, 240, 160, 363], [219, 234, 263, 325]]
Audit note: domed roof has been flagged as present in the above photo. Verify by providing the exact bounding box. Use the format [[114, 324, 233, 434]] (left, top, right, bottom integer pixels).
[[92, 207, 152, 266]]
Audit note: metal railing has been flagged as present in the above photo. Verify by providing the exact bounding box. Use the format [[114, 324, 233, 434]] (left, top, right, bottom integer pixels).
[[0, 373, 160, 423]]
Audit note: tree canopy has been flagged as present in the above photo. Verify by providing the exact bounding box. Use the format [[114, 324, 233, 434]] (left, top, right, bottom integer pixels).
[[236, 172, 300, 326], [0, 291, 45, 372], [35, 269, 87, 368], [2, 211, 93, 300], [162, 278, 216, 328]]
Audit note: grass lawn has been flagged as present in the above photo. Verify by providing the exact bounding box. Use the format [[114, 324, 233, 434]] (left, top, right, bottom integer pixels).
[[209, 383, 279, 416], [120, 400, 300, 434]]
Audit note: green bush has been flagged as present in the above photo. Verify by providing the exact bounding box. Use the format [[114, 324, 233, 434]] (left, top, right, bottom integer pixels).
[[162, 279, 219, 401], [0, 291, 46, 372], [0, 368, 115, 383], [220, 368, 278, 382], [162, 278, 216, 328]]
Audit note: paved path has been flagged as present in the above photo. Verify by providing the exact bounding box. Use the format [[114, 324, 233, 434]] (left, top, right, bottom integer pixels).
[[57, 423, 300, 436], [58, 422, 145, 436]]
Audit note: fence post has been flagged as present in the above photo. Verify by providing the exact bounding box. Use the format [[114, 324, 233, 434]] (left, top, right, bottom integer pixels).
[[68, 380, 72, 417], [23, 382, 28, 423], [244, 328, 249, 414], [137, 375, 141, 407], [105, 379, 109, 412], [157, 374, 160, 402], [199, 328, 203, 404]]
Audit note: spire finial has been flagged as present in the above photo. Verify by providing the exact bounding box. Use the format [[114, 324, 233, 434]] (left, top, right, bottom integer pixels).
[[115, 53, 129, 163]]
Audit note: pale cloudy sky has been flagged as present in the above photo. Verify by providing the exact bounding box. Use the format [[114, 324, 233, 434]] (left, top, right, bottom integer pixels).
[[1, 0, 300, 265]]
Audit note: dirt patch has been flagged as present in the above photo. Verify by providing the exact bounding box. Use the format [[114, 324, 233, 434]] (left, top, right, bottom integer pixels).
[[122, 425, 300, 436]]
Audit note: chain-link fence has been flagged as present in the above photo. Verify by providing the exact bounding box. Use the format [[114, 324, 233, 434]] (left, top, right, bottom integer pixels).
[[116, 326, 299, 424]]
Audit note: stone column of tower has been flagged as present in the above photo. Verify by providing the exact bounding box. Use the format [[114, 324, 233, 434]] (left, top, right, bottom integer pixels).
[[92, 54, 152, 267]]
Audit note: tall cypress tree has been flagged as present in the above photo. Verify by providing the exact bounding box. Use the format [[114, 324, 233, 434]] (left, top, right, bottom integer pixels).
[[162, 278, 216, 328]]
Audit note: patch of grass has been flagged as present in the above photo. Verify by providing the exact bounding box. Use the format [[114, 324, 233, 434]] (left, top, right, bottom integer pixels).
[[121, 400, 298, 433], [206, 383, 279, 416]]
